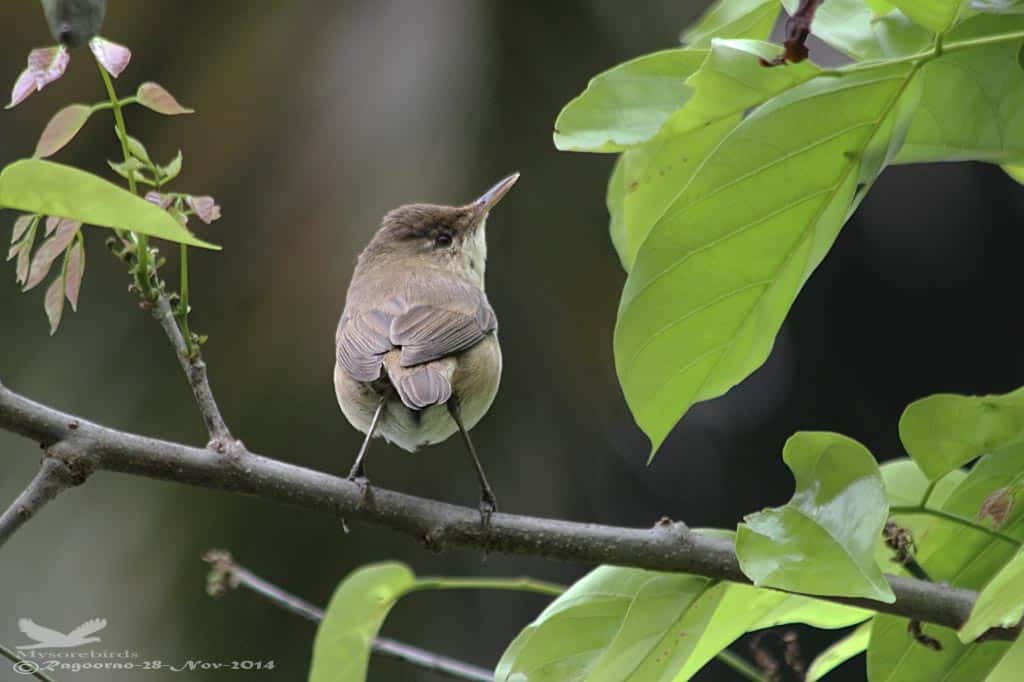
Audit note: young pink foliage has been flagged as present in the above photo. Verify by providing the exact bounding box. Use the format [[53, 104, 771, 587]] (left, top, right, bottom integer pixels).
[[35, 104, 93, 158], [11, 215, 34, 244], [24, 219, 79, 291], [137, 82, 194, 115], [187, 196, 221, 224], [89, 37, 131, 78], [6, 46, 70, 109], [44, 272, 65, 335], [65, 238, 85, 312]]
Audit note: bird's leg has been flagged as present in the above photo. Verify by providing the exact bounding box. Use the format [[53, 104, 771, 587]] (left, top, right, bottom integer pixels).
[[347, 396, 386, 507], [447, 399, 498, 528]]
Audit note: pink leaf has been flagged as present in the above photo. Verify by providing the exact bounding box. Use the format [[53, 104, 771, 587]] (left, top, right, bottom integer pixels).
[[6, 46, 70, 109], [7, 69, 36, 109], [89, 37, 131, 78], [145, 191, 172, 209], [136, 82, 194, 115], [65, 238, 85, 312], [7, 242, 21, 262], [11, 215, 34, 244], [24, 219, 79, 291], [35, 104, 93, 158], [44, 272, 65, 335], [45, 215, 62, 236], [186, 195, 221, 224], [16, 240, 32, 285]]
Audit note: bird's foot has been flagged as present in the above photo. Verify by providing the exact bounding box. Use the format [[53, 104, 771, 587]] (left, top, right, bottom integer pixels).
[[348, 475, 374, 509], [478, 493, 497, 531]]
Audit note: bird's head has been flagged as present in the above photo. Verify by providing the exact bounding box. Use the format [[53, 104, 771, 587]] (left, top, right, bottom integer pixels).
[[361, 173, 519, 285]]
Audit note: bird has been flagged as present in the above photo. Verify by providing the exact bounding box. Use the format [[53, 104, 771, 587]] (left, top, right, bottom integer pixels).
[[41, 0, 107, 47], [334, 174, 518, 523], [17, 618, 106, 649]]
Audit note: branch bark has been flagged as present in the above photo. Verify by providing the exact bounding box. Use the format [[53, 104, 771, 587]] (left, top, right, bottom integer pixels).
[[0, 444, 91, 548], [151, 295, 234, 450], [202, 550, 493, 682], [0, 378, 1017, 640]]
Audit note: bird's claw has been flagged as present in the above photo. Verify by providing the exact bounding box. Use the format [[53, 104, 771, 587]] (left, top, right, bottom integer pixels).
[[478, 495, 497, 530], [348, 475, 373, 509]]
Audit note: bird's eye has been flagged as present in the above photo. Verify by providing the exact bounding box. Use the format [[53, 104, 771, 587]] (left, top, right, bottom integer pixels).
[[434, 233, 453, 248]]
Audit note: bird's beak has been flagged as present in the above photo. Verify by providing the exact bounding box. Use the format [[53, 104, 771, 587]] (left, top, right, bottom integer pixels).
[[472, 173, 520, 218]]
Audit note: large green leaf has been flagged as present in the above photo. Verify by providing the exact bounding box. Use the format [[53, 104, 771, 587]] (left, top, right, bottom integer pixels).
[[736, 432, 895, 603], [780, 0, 931, 60], [806, 621, 872, 682], [888, 0, 966, 33], [495, 561, 867, 681], [615, 64, 920, 452], [309, 562, 416, 682], [610, 40, 819, 272], [989, 630, 1024, 681], [899, 384, 1024, 480], [894, 15, 1024, 165], [867, 443, 1024, 680], [0, 159, 218, 249], [867, 613, 1008, 681], [553, 50, 706, 152], [681, 0, 779, 47], [959, 547, 1024, 642]]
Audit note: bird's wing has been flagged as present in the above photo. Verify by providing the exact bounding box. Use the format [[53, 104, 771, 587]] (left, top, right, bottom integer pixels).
[[19, 619, 64, 643], [68, 619, 106, 639], [337, 273, 496, 384]]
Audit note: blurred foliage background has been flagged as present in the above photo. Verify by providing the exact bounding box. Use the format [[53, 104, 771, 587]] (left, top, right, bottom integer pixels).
[[1, 1, 1022, 680]]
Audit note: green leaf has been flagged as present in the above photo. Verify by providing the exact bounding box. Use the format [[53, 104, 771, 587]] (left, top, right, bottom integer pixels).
[[988, 629, 1024, 681], [959, 547, 1024, 642], [880, 458, 967, 508], [607, 156, 630, 268], [806, 621, 872, 682], [899, 384, 1024, 480], [160, 151, 183, 184], [895, 15, 1024, 165], [780, 0, 931, 60], [553, 50, 706, 152], [736, 432, 895, 603], [608, 39, 819, 272], [868, 613, 1008, 681], [495, 562, 867, 681], [614, 64, 920, 452], [888, 0, 965, 33], [868, 443, 1024, 680], [681, 0, 779, 47], [35, 104, 93, 158], [309, 562, 416, 682], [972, 0, 1024, 14], [113, 127, 153, 165], [1005, 163, 1024, 183], [0, 160, 218, 249]]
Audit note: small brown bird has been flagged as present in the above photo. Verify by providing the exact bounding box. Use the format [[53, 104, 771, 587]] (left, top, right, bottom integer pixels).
[[334, 174, 519, 520]]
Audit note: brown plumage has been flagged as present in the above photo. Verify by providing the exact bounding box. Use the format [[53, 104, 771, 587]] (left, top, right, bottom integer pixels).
[[334, 174, 518, 518]]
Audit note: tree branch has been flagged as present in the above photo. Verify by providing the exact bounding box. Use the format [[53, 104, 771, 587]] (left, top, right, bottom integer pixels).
[[0, 443, 91, 548], [202, 550, 493, 682], [0, 378, 1017, 640], [150, 295, 234, 450]]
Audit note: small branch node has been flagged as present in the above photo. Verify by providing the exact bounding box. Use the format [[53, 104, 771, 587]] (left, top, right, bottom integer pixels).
[[908, 620, 943, 650]]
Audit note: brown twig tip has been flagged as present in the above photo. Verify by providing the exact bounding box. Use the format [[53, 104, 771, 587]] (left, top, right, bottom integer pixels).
[[908, 620, 943, 651], [202, 548, 238, 597], [761, 0, 825, 67], [883, 520, 932, 582], [978, 487, 1016, 528]]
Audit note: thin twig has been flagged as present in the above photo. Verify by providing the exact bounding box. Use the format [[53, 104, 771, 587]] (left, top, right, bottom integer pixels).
[[0, 380, 1017, 641], [201, 550, 492, 682], [151, 295, 234, 450], [0, 451, 88, 549], [0, 641, 58, 681], [890, 505, 1022, 546]]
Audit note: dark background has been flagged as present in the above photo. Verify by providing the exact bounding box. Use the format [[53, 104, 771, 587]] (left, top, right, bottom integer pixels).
[[0, 2, 1022, 680]]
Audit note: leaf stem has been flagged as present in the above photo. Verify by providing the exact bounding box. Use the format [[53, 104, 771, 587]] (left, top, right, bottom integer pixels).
[[95, 60, 153, 298], [841, 29, 1024, 73], [413, 576, 567, 597], [715, 648, 765, 682], [919, 480, 937, 507], [890, 505, 1022, 546], [178, 243, 194, 355], [90, 96, 137, 114]]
